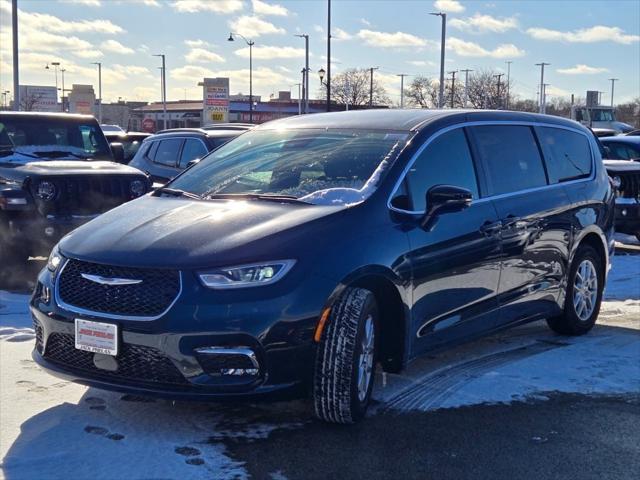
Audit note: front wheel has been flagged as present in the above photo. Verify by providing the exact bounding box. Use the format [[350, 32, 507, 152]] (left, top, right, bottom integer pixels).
[[313, 287, 378, 424], [547, 245, 604, 335]]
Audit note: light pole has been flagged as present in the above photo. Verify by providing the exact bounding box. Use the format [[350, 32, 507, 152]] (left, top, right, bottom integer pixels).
[[460, 68, 473, 108], [535, 62, 550, 114], [295, 34, 309, 114], [397, 74, 408, 108], [46, 61, 61, 109], [153, 54, 167, 129], [505, 61, 512, 109], [609, 78, 619, 108], [12, 0, 19, 110], [368, 67, 379, 108], [430, 12, 446, 109], [228, 33, 254, 123], [326, 0, 331, 112], [92, 62, 102, 123], [448, 70, 458, 109], [494, 73, 504, 109], [61, 68, 66, 112]]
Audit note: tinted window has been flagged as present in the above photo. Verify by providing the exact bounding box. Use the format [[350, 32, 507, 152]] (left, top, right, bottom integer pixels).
[[178, 139, 208, 168], [403, 128, 478, 211], [471, 125, 547, 196], [537, 127, 592, 182], [154, 139, 183, 167], [605, 142, 639, 160], [145, 140, 159, 160]]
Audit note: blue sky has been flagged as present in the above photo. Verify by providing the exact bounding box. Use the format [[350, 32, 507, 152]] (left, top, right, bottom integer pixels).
[[1, 0, 639, 105]]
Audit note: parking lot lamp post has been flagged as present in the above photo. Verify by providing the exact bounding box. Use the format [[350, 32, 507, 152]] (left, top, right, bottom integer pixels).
[[430, 12, 446, 109], [295, 34, 309, 114], [92, 62, 102, 123], [11, 0, 19, 110], [46, 62, 61, 109], [61, 68, 66, 112], [228, 33, 254, 123], [153, 54, 167, 129], [535, 62, 549, 114], [609, 78, 618, 108]]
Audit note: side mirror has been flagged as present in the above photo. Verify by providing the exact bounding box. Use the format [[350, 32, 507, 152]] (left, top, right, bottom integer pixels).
[[421, 185, 473, 230], [186, 158, 201, 169], [110, 142, 125, 163]]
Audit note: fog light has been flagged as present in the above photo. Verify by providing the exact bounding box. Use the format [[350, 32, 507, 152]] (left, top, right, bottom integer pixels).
[[221, 368, 259, 376], [622, 208, 628, 216], [195, 346, 259, 377], [44, 227, 55, 236]]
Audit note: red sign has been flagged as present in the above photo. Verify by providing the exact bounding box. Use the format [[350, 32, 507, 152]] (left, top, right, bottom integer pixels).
[[142, 117, 156, 133]]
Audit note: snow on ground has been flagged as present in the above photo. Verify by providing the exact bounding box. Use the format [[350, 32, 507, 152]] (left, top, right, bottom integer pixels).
[[0, 253, 638, 480]]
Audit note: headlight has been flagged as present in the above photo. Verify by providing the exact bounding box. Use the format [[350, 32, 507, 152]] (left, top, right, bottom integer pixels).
[[130, 180, 146, 197], [36, 181, 57, 201], [198, 260, 296, 289], [611, 175, 622, 190], [47, 245, 63, 272]]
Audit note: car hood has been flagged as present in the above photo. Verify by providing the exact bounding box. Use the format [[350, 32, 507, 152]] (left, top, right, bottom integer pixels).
[[59, 195, 344, 269], [603, 159, 640, 172], [0, 161, 144, 183]]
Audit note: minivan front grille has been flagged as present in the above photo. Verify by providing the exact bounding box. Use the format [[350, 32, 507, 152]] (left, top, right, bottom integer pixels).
[[57, 259, 180, 318]]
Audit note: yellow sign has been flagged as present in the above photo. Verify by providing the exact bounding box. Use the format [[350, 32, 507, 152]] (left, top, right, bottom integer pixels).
[[210, 112, 225, 121]]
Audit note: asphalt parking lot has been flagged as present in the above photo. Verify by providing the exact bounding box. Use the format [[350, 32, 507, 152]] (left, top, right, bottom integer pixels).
[[1, 244, 638, 480]]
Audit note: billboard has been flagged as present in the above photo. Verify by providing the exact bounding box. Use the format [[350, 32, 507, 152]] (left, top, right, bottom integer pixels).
[[18, 85, 58, 112], [202, 78, 229, 124]]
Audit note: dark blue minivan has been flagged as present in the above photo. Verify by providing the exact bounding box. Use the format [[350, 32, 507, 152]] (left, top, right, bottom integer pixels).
[[31, 110, 615, 423]]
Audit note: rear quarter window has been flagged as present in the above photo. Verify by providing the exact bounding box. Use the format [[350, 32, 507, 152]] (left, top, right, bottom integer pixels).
[[536, 127, 592, 183], [469, 125, 548, 196]]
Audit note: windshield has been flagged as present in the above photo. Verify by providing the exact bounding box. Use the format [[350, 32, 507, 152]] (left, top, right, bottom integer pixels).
[[591, 110, 614, 122], [169, 128, 408, 206], [0, 116, 111, 163]]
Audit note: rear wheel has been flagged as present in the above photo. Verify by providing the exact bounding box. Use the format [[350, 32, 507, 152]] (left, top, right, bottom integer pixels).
[[547, 245, 604, 335], [313, 287, 378, 424]]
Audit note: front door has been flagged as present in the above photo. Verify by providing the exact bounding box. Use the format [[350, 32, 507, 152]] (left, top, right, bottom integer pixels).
[[391, 127, 502, 356]]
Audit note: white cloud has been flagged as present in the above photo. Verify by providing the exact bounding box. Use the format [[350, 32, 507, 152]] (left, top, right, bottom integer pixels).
[[360, 18, 372, 27], [235, 45, 304, 59], [229, 15, 285, 37], [450, 14, 518, 34], [527, 25, 640, 44], [447, 37, 525, 58], [314, 25, 324, 33], [139, 0, 161, 6], [356, 29, 431, 48], [545, 85, 570, 97], [185, 39, 209, 48], [556, 64, 609, 75], [101, 39, 135, 55], [185, 48, 225, 63], [171, 0, 243, 13], [170, 65, 290, 93], [278, 66, 292, 73], [408, 60, 437, 68], [252, 0, 289, 16], [433, 0, 465, 13], [72, 49, 104, 59], [333, 28, 352, 41], [63, 0, 101, 6], [112, 64, 154, 78]]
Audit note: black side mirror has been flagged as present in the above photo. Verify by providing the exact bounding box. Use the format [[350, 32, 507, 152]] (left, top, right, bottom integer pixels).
[[421, 185, 473, 230], [110, 142, 125, 163], [186, 158, 201, 169]]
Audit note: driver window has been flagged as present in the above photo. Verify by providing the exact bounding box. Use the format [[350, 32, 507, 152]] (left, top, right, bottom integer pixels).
[[403, 128, 479, 211]]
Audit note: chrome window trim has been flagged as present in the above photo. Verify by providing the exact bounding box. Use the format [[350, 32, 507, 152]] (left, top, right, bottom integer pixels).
[[54, 258, 183, 322], [387, 120, 597, 215]]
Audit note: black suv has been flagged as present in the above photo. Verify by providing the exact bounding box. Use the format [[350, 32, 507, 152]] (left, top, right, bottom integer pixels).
[[32, 110, 614, 424], [129, 128, 244, 185], [104, 131, 151, 164], [0, 112, 150, 266]]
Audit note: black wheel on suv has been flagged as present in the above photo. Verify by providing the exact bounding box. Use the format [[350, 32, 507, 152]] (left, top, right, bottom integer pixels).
[[547, 245, 604, 335], [313, 287, 378, 424]]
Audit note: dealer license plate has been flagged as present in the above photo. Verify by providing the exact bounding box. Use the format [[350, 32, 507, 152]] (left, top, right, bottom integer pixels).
[[75, 319, 118, 356]]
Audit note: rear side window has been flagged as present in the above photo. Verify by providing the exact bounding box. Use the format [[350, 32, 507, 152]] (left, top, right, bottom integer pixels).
[[605, 142, 639, 161], [178, 139, 208, 168], [403, 128, 479, 211], [154, 138, 183, 167], [470, 125, 547, 196], [145, 140, 159, 161], [537, 127, 592, 183]]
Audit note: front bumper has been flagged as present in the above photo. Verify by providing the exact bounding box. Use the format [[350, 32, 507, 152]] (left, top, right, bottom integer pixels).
[[614, 198, 640, 235], [30, 263, 333, 400]]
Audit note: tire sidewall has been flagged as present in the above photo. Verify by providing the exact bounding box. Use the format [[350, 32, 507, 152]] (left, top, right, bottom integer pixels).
[[565, 246, 604, 330]]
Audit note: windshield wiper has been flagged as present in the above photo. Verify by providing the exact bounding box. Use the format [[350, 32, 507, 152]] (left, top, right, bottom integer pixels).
[[205, 193, 310, 204], [0, 148, 41, 159], [33, 150, 91, 159], [154, 186, 202, 200]]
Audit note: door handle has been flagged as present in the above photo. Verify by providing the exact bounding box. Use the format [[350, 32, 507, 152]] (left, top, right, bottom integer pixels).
[[503, 215, 528, 231], [480, 220, 502, 237]]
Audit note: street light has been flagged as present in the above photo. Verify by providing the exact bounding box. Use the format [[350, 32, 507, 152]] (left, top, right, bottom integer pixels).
[[430, 12, 447, 109], [295, 34, 309, 114], [91, 62, 102, 123], [46, 61, 61, 110], [153, 54, 167, 129], [318, 68, 326, 85], [228, 32, 255, 124], [60, 68, 67, 112]]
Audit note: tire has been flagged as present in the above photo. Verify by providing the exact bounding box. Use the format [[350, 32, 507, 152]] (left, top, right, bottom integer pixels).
[[313, 287, 378, 424], [547, 245, 604, 336]]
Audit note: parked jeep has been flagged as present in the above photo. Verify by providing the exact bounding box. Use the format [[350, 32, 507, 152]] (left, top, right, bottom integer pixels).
[[0, 112, 151, 267]]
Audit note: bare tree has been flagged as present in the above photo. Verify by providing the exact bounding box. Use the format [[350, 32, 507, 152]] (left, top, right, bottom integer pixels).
[[466, 69, 513, 110], [320, 68, 390, 107], [509, 98, 538, 113], [616, 98, 640, 128], [19, 92, 44, 111], [404, 76, 438, 108]]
